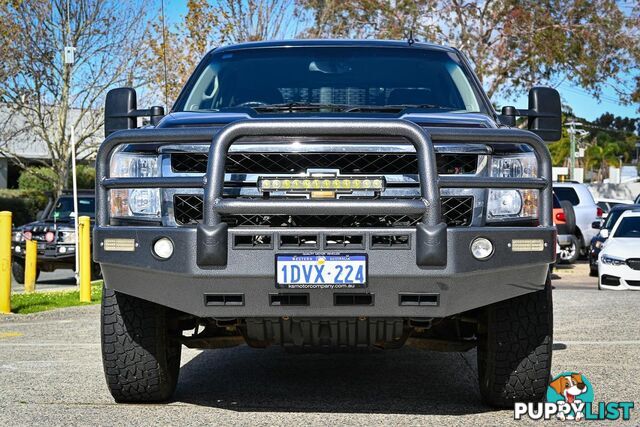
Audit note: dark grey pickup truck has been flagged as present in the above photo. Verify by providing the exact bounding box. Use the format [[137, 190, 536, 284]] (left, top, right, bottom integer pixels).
[[96, 39, 560, 406]]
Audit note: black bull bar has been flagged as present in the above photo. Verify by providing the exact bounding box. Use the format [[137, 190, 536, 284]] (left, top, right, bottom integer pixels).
[[95, 119, 552, 267]]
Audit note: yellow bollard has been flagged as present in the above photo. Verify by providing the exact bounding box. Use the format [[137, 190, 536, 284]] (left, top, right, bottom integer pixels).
[[24, 239, 37, 293], [0, 211, 12, 314], [79, 216, 92, 303]]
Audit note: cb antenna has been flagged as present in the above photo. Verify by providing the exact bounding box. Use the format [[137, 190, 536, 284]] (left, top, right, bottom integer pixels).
[[407, 30, 415, 46], [160, 0, 169, 109]]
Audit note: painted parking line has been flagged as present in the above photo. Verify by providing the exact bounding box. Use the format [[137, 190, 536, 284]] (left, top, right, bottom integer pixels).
[[556, 340, 640, 345], [0, 332, 23, 339]]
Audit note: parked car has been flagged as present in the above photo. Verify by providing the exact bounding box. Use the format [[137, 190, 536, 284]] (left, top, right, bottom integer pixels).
[[554, 192, 579, 263], [596, 198, 633, 218], [10, 190, 100, 282], [589, 204, 640, 276], [553, 182, 601, 256], [598, 211, 640, 290]]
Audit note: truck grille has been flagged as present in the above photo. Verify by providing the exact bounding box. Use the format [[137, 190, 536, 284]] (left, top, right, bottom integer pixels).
[[171, 152, 478, 175], [173, 194, 473, 227]]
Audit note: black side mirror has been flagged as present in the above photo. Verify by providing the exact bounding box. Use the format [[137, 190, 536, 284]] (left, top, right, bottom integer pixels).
[[528, 87, 562, 142], [591, 220, 603, 230], [499, 87, 562, 142], [105, 88, 137, 137], [104, 87, 165, 137]]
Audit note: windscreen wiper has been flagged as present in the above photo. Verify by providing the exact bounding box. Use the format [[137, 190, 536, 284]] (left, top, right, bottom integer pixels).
[[251, 102, 351, 112], [345, 104, 456, 112]]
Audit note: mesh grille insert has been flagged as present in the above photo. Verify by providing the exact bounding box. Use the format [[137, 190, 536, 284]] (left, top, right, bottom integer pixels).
[[627, 259, 640, 271], [171, 152, 477, 175], [173, 194, 474, 228]]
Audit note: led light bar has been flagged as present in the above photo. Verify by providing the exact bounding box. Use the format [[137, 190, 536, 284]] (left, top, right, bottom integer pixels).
[[258, 176, 386, 193]]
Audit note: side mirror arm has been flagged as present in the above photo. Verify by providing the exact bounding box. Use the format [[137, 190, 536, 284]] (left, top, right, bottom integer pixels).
[[107, 106, 165, 126]]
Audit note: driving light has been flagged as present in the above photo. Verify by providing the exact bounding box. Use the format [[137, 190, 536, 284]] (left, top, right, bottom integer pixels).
[[471, 237, 493, 260], [258, 176, 385, 194], [12, 231, 24, 242], [153, 237, 174, 259], [110, 152, 160, 219]]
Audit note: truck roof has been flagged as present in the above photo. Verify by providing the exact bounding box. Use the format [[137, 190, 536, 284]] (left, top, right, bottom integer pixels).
[[212, 39, 457, 55]]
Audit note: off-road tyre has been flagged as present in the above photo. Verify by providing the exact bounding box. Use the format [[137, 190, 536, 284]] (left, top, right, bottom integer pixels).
[[477, 278, 553, 408], [11, 261, 40, 284], [101, 287, 181, 403]]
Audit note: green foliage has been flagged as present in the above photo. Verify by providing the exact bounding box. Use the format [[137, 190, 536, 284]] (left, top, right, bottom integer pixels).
[[547, 125, 571, 167], [297, 0, 640, 105], [10, 282, 103, 314], [17, 164, 95, 193], [72, 164, 96, 189], [17, 167, 57, 192], [0, 189, 49, 226]]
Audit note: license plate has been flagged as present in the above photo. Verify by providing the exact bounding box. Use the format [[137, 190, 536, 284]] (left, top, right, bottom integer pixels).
[[276, 254, 367, 289]]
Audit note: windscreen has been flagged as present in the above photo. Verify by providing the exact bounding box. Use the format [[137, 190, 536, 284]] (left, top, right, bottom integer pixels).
[[49, 196, 95, 220], [613, 217, 640, 238], [179, 47, 483, 113]]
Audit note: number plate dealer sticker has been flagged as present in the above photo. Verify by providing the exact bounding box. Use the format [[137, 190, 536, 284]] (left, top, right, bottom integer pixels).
[[276, 254, 367, 289]]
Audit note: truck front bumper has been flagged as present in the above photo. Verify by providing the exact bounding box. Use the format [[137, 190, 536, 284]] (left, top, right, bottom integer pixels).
[[95, 225, 554, 318]]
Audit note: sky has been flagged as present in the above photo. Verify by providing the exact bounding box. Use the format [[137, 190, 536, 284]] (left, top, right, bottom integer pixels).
[[162, 0, 639, 122]]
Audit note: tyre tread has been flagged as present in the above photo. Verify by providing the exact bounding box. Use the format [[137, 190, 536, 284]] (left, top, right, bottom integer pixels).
[[478, 281, 553, 407], [101, 287, 180, 403]]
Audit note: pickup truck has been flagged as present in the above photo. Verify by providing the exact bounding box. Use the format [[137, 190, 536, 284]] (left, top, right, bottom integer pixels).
[[96, 39, 560, 407]]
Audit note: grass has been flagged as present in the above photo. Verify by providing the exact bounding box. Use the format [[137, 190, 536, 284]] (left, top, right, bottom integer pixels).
[[10, 281, 103, 314]]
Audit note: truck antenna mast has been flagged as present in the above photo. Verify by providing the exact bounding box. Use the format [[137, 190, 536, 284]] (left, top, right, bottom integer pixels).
[[407, 30, 415, 46]]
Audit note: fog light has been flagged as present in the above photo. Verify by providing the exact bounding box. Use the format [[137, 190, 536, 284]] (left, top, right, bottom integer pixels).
[[471, 237, 493, 260], [153, 237, 174, 259]]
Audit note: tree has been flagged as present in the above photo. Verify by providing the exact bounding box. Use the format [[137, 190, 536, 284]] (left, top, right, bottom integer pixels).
[[143, 0, 224, 105], [297, 0, 640, 105], [0, 0, 148, 195], [215, 0, 296, 43], [142, 0, 295, 106]]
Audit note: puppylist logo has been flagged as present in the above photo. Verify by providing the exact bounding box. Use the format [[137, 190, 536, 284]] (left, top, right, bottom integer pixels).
[[514, 372, 634, 421]]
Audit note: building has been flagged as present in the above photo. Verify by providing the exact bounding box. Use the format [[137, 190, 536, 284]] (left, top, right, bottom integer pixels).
[[0, 105, 100, 188]]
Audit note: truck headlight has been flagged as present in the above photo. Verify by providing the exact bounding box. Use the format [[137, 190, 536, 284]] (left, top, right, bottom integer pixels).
[[12, 231, 24, 242], [601, 255, 625, 266], [59, 231, 76, 243], [109, 153, 160, 218], [488, 153, 538, 220]]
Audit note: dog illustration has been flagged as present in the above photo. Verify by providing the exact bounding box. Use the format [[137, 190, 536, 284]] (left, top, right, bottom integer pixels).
[[549, 373, 588, 420]]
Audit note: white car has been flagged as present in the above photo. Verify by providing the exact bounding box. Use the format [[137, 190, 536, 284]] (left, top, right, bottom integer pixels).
[[596, 198, 634, 218], [598, 211, 640, 290]]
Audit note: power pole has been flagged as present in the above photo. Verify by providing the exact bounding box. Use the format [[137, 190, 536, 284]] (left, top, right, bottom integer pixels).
[[565, 121, 583, 181]]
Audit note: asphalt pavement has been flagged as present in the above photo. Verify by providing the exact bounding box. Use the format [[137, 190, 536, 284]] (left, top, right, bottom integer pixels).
[[10, 269, 77, 294], [1, 261, 639, 426]]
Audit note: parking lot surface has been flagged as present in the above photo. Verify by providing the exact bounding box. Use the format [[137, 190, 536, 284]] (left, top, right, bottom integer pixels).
[[1, 262, 639, 426]]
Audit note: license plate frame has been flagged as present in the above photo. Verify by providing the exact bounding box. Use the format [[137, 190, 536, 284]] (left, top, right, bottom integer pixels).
[[275, 253, 368, 289]]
